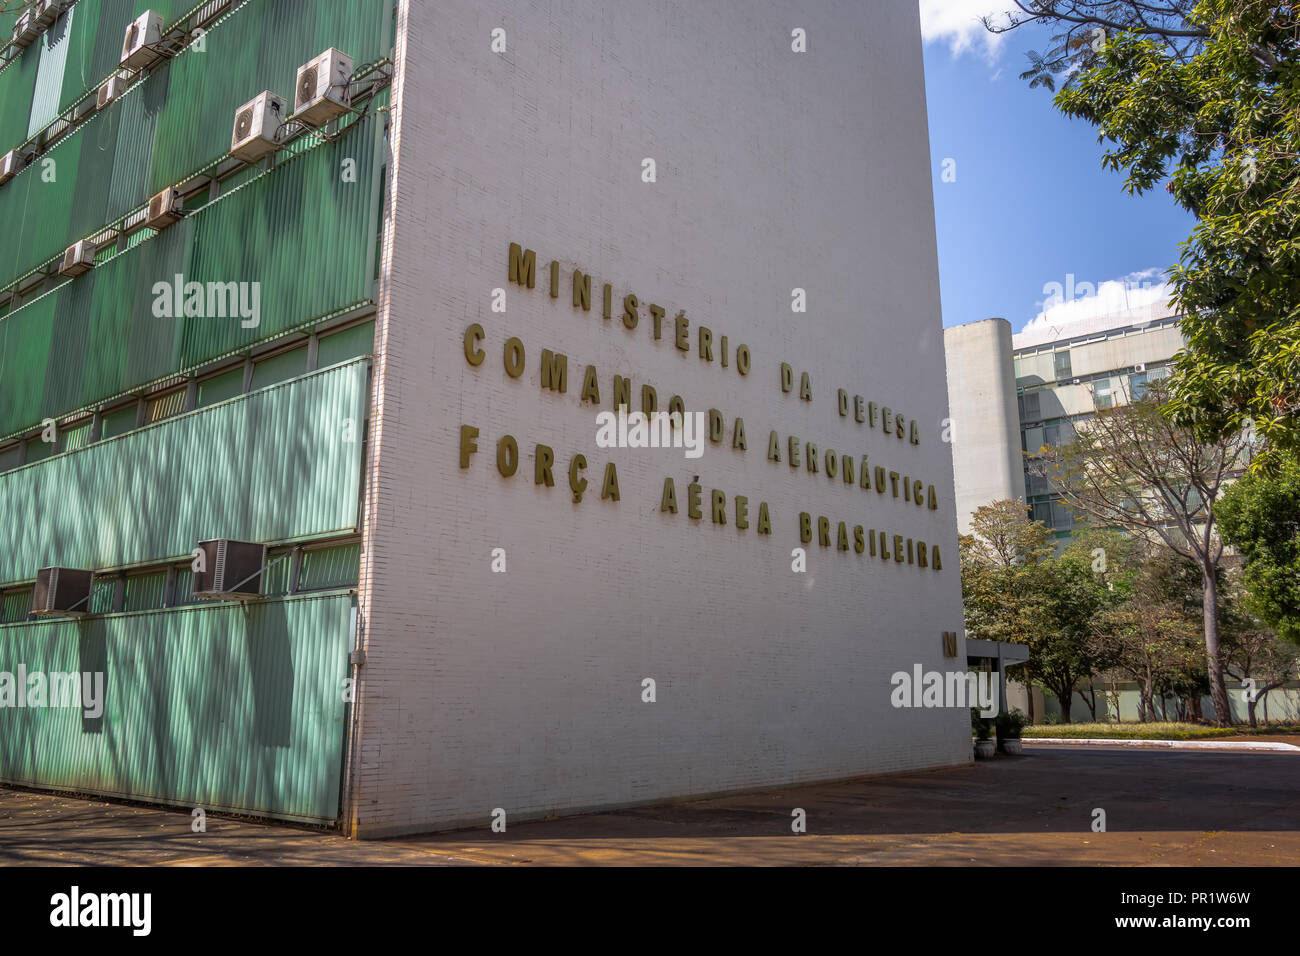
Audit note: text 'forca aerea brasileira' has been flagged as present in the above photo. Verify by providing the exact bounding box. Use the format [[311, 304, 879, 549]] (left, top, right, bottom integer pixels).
[[455, 241, 946, 573]]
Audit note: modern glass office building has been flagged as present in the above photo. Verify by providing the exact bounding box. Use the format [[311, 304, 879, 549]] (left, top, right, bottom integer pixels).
[[945, 303, 1185, 540]]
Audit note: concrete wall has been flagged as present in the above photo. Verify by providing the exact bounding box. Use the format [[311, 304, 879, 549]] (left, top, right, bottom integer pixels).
[[944, 318, 1023, 533], [349, 0, 966, 837], [1027, 680, 1300, 725], [1014, 325, 1184, 389]]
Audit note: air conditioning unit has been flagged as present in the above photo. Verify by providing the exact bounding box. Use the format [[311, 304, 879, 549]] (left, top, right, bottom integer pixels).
[[1134, 363, 1147, 373], [30, 567, 94, 618], [35, 0, 67, 28], [293, 48, 353, 126], [58, 240, 95, 278], [192, 539, 266, 600], [146, 187, 183, 229], [229, 91, 287, 163], [0, 148, 31, 186], [120, 10, 163, 70], [12, 9, 40, 47], [97, 73, 130, 110]]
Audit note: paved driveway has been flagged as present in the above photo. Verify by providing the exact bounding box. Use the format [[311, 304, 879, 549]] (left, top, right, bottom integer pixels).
[[1, 745, 1297, 866]]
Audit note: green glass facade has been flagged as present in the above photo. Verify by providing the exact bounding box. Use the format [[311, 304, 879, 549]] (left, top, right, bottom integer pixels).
[[0, 0, 390, 824], [0, 594, 353, 822]]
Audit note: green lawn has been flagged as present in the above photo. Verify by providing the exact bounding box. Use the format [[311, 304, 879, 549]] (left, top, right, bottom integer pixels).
[[1023, 722, 1300, 741]]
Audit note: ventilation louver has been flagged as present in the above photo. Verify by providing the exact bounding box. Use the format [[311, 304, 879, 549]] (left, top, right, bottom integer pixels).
[[192, 540, 266, 600], [30, 568, 94, 618], [35, 0, 67, 28], [97, 74, 129, 110], [229, 91, 287, 163], [13, 10, 41, 47], [146, 187, 183, 229], [292, 49, 354, 126], [0, 149, 31, 187], [58, 240, 95, 278], [120, 10, 163, 70]]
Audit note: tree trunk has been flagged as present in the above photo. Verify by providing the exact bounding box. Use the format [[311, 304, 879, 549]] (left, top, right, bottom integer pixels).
[[1054, 689, 1072, 723], [1078, 685, 1098, 721], [1202, 566, 1232, 726], [1247, 696, 1257, 728]]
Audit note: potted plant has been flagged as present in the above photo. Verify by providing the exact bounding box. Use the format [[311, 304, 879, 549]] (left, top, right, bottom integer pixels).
[[996, 708, 1028, 755], [972, 709, 996, 759]]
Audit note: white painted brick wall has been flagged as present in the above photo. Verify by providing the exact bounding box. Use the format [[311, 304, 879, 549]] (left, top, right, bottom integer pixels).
[[349, 0, 968, 837]]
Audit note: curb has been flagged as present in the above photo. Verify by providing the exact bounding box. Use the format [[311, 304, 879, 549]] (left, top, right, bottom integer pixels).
[[1024, 737, 1300, 752]]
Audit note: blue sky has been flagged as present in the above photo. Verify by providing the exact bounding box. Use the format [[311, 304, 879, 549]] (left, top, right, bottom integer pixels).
[[919, 2, 1197, 334]]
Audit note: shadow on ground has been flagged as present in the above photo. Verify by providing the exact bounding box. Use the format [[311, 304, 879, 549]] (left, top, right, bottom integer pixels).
[[1, 746, 1297, 866]]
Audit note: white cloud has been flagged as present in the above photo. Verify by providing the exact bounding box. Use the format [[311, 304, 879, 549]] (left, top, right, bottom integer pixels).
[[1022, 268, 1174, 333], [918, 0, 1018, 64]]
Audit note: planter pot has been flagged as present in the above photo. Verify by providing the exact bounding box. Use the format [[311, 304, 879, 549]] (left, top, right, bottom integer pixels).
[[974, 739, 997, 759], [999, 738, 1023, 756]]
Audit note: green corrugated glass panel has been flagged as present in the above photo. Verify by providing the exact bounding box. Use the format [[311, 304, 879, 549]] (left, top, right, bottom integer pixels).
[[0, 358, 367, 585], [147, 0, 390, 199], [56, 1, 200, 116], [0, 589, 32, 623], [123, 569, 167, 611], [0, 593, 352, 823], [88, 576, 117, 613], [0, 444, 21, 473], [145, 386, 186, 422], [249, 346, 306, 390], [177, 110, 380, 364], [98, 401, 138, 438], [0, 37, 39, 152], [0, 106, 118, 294], [24, 436, 53, 463], [0, 110, 381, 438], [54, 0, 99, 113], [297, 542, 360, 591], [60, 419, 94, 451], [1, 0, 389, 291], [0, 292, 56, 432], [317, 321, 374, 368], [196, 366, 242, 407], [171, 566, 212, 605], [28, 7, 77, 137], [262, 549, 290, 596]]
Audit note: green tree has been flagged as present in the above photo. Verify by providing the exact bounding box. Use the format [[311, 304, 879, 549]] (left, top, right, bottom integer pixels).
[[960, 501, 1117, 723], [1036, 385, 1254, 724], [1090, 548, 1207, 721], [1018, 555, 1109, 723], [1222, 597, 1299, 726], [987, 1, 1300, 450], [1217, 455, 1300, 643], [1059, 528, 1141, 716], [960, 500, 1056, 650]]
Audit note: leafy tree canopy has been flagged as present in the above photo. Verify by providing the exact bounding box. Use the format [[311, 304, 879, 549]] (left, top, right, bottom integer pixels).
[[1218, 454, 1300, 642], [990, 1, 1300, 450]]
